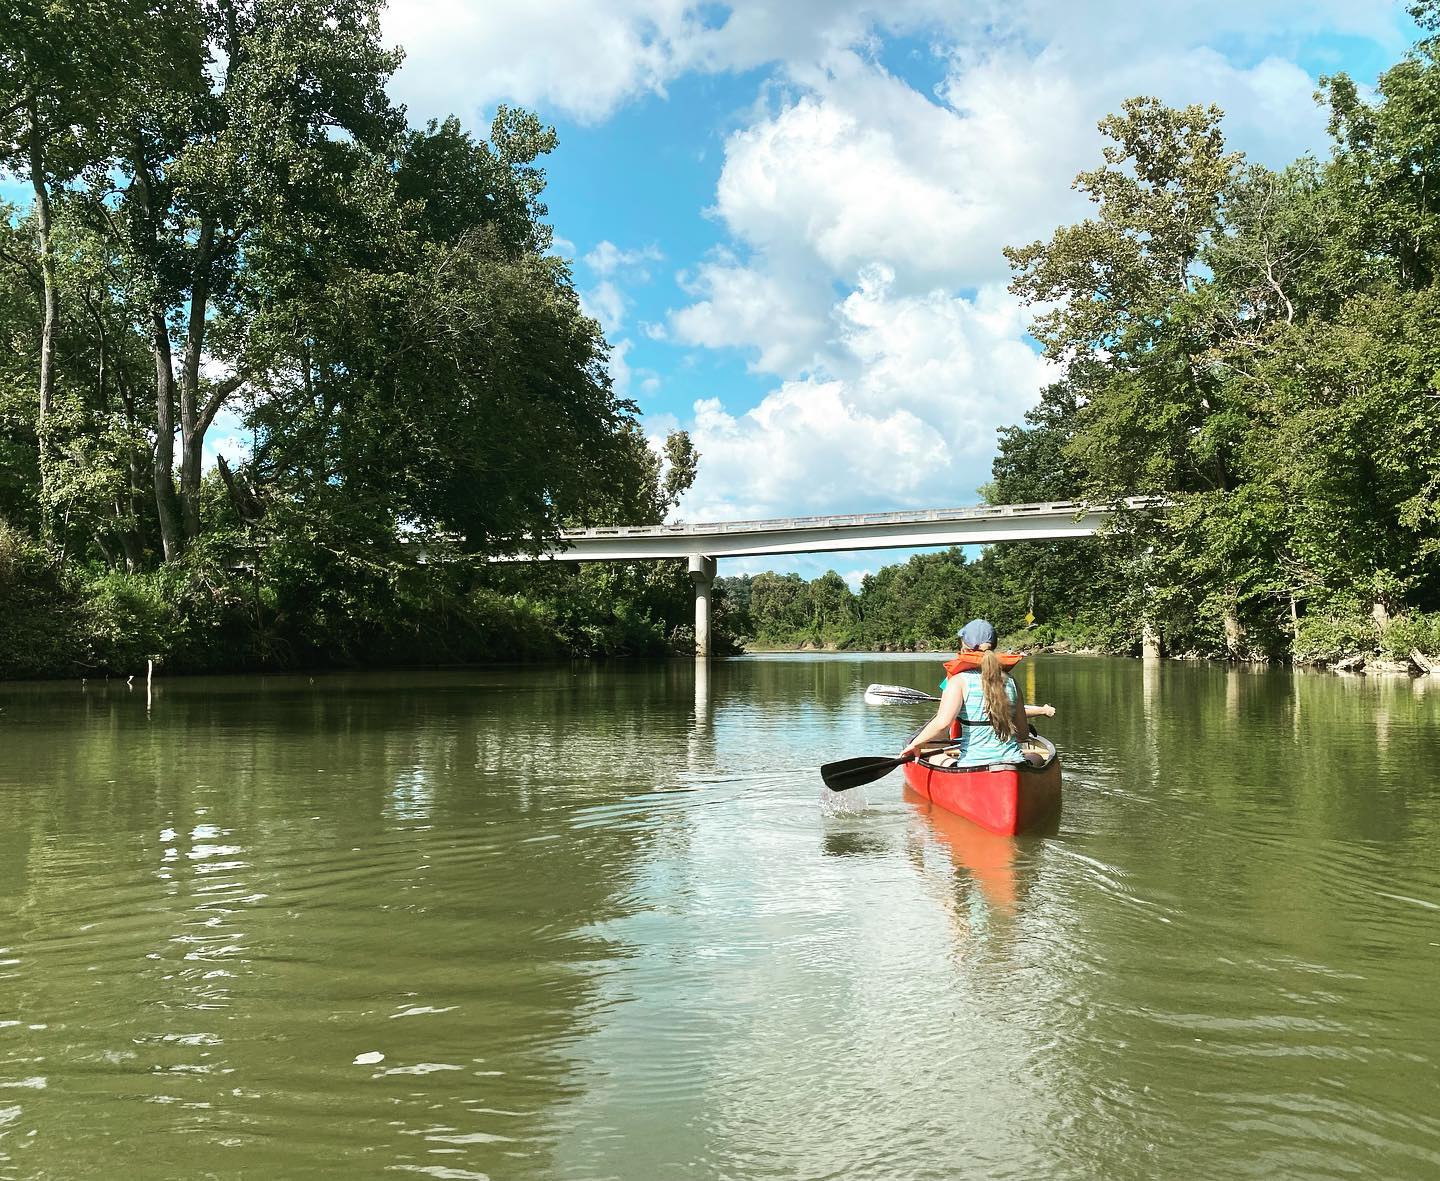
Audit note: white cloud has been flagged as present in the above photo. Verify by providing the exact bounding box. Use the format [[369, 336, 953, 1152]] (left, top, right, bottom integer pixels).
[[382, 0, 1403, 126], [709, 62, 1036, 290], [383, 0, 686, 124], [834, 266, 1051, 439], [677, 271, 1054, 519], [680, 384, 928, 520], [383, 0, 981, 125], [581, 279, 627, 334], [670, 254, 830, 374], [585, 240, 663, 276], [581, 240, 663, 339]]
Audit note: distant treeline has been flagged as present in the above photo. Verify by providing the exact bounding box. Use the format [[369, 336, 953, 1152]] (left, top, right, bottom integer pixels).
[[716, 542, 1125, 654]]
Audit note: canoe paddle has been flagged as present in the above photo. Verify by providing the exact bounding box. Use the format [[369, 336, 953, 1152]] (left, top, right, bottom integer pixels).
[[866, 682, 1058, 722], [863, 683, 940, 705], [821, 742, 959, 792]]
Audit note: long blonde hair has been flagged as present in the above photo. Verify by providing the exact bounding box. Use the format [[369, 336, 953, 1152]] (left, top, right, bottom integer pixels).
[[979, 647, 1017, 741]]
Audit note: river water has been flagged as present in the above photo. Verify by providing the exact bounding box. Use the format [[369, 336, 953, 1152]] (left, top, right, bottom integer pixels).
[[1, 654, 1438, 1180]]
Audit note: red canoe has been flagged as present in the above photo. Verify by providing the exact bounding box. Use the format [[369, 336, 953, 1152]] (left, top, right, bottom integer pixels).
[[902, 730, 1062, 836]]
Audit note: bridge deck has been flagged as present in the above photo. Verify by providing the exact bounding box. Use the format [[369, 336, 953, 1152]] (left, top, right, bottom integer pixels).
[[535, 497, 1163, 560]]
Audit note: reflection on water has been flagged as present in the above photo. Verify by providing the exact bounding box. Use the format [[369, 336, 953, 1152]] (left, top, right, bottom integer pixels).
[[2, 656, 1439, 1179], [904, 786, 1059, 920]]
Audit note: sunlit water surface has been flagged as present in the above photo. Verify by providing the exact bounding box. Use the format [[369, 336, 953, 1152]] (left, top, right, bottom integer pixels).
[[2, 655, 1439, 1179]]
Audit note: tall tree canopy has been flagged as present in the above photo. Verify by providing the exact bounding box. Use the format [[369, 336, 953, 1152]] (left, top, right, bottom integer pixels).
[[0, 0, 701, 674]]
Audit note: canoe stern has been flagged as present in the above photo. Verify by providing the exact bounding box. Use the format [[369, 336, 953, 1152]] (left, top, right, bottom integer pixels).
[[903, 757, 1062, 836]]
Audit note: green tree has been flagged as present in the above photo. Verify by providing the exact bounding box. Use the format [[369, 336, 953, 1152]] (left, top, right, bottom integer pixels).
[[0, 0, 194, 530], [78, 0, 404, 559], [748, 572, 813, 643]]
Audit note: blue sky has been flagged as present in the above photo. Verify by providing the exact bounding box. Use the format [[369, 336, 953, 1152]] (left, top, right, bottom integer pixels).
[[4, 2, 1420, 587]]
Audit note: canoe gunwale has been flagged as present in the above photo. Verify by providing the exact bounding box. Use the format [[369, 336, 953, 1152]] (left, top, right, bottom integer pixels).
[[910, 727, 1058, 776]]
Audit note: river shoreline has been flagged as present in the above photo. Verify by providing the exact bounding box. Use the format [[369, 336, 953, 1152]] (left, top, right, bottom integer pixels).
[[739, 641, 1440, 677], [3, 643, 1437, 688]]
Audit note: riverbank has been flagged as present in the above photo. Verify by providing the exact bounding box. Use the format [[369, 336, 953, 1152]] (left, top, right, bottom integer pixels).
[[0, 523, 749, 682], [738, 636, 1440, 678]]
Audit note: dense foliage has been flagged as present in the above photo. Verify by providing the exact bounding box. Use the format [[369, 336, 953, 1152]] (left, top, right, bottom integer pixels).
[[4, 5, 1439, 676], [0, 0, 715, 676], [718, 540, 1125, 655]]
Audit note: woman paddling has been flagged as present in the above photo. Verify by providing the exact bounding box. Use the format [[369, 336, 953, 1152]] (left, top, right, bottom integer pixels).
[[899, 619, 1054, 767]]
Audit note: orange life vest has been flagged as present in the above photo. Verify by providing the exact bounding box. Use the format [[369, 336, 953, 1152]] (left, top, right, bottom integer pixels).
[[943, 650, 1024, 677], [942, 650, 1026, 739]]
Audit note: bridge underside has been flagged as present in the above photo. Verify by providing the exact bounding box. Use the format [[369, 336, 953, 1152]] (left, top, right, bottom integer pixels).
[[541, 515, 1100, 561]]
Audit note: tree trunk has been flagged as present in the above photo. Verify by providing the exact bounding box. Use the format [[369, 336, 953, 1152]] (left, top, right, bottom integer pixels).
[[178, 218, 215, 540], [180, 429, 206, 538], [1371, 598, 1391, 635], [28, 100, 58, 532], [131, 142, 184, 561], [150, 309, 184, 561], [1223, 605, 1244, 658]]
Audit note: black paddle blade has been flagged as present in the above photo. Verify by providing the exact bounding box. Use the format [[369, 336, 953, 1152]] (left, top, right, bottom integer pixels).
[[820, 754, 911, 792]]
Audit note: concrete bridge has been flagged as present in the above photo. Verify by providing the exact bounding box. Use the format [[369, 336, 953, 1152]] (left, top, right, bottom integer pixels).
[[526, 497, 1165, 657]]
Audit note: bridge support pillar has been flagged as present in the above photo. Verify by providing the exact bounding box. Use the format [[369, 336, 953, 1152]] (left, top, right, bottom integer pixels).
[[1142, 618, 1163, 662], [689, 555, 717, 658]]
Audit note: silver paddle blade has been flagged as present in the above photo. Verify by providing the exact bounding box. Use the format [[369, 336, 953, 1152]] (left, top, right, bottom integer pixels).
[[863, 683, 939, 705]]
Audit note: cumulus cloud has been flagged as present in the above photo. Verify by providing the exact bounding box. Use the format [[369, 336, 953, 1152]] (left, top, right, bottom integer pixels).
[[382, 0, 685, 124], [664, 5, 1404, 519], [680, 384, 929, 520], [670, 254, 830, 374], [377, 0, 1409, 525], [585, 240, 663, 276], [580, 241, 662, 334], [383, 0, 988, 124], [580, 278, 627, 334], [382, 0, 1402, 126], [677, 271, 1054, 519]]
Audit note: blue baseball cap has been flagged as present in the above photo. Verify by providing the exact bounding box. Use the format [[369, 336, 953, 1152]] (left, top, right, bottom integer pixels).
[[957, 619, 997, 649]]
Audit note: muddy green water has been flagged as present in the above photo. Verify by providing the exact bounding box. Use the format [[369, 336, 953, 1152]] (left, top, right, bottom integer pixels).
[[2, 655, 1439, 1180]]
